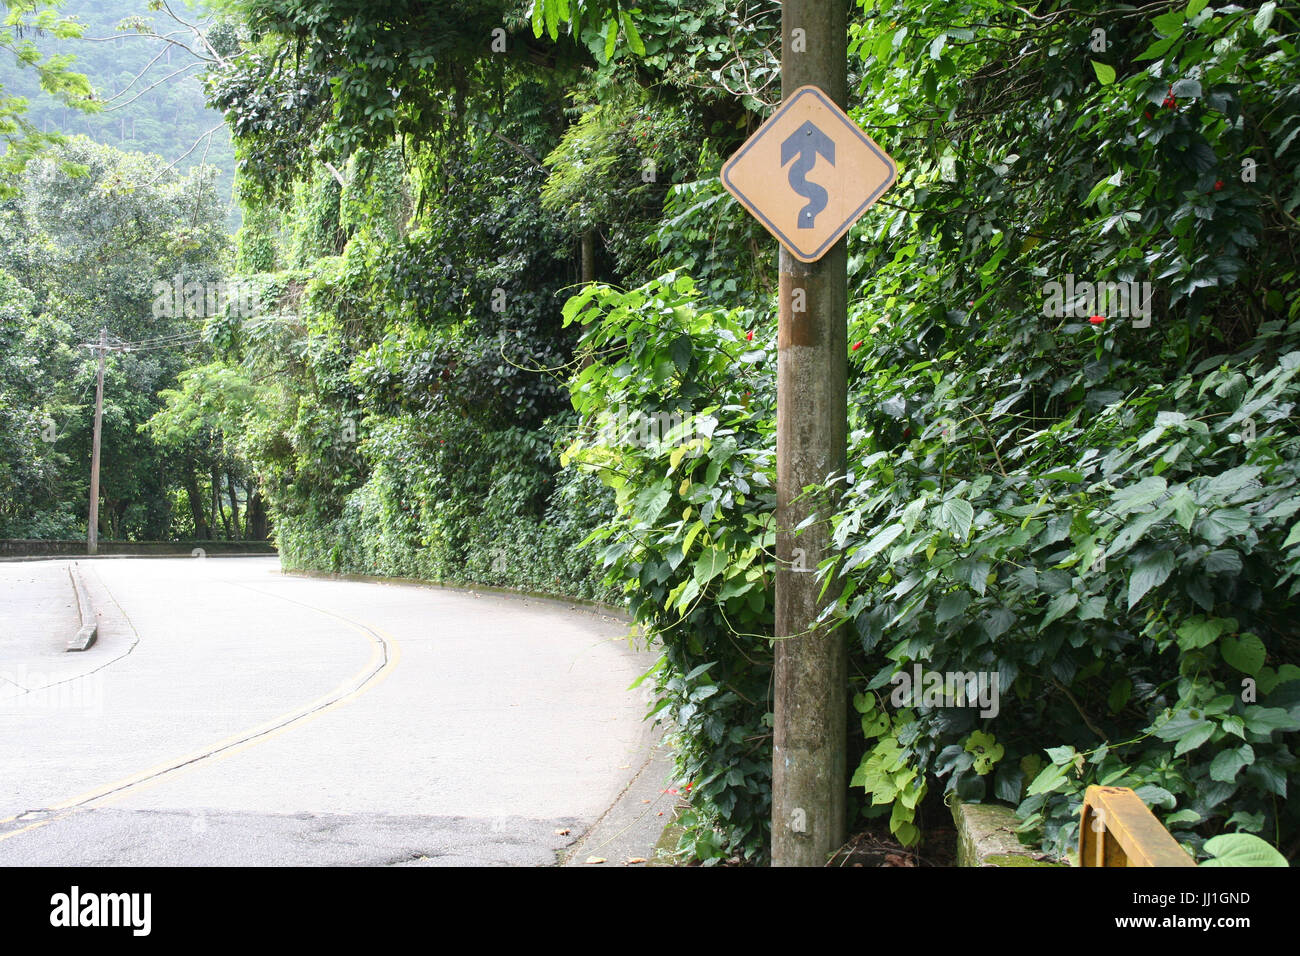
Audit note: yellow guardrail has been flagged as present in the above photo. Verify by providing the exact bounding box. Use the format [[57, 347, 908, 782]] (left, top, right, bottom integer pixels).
[[1079, 785, 1196, 867]]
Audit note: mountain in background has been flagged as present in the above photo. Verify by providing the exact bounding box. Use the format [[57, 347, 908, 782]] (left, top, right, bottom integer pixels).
[[1, 0, 236, 225]]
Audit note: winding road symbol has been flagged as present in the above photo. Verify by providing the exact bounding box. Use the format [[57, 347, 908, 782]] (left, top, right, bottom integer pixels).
[[721, 85, 897, 263], [781, 121, 835, 229]]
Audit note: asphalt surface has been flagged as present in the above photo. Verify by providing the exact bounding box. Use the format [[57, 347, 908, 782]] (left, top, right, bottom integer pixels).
[[0, 557, 666, 866]]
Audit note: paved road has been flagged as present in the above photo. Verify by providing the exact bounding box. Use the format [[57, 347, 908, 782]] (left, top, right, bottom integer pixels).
[[0, 557, 662, 866]]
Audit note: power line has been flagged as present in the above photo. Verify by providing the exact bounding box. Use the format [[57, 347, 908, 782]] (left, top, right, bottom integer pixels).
[[119, 338, 204, 352], [82, 333, 206, 353]]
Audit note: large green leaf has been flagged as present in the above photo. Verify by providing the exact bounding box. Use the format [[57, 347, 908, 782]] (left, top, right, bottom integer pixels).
[[936, 590, 972, 623], [1209, 748, 1247, 783], [1173, 721, 1215, 756], [1201, 833, 1288, 866], [1026, 762, 1070, 796], [632, 483, 671, 525], [1128, 550, 1175, 608], [1220, 633, 1266, 675], [845, 522, 905, 571], [693, 546, 728, 586], [1244, 707, 1300, 736], [1039, 591, 1078, 630], [1111, 476, 1168, 515], [939, 498, 974, 539], [1176, 615, 1231, 650]]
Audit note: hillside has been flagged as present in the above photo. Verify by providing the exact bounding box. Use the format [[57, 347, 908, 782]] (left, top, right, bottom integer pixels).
[[0, 0, 235, 219]]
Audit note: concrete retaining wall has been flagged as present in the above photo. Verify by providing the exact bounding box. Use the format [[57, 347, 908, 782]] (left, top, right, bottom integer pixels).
[[951, 797, 1067, 867], [0, 540, 277, 559]]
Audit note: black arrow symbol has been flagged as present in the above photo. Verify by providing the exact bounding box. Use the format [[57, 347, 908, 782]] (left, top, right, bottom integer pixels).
[[780, 120, 835, 229]]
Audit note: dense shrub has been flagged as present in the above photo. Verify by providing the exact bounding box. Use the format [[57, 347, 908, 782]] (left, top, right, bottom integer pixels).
[[562, 274, 778, 862], [277, 411, 617, 602]]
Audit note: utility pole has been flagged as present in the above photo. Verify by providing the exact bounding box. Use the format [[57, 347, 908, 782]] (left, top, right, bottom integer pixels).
[[772, 0, 849, 866], [87, 328, 106, 556]]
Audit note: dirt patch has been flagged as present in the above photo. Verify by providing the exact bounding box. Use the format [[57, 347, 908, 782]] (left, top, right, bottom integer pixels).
[[828, 822, 958, 867]]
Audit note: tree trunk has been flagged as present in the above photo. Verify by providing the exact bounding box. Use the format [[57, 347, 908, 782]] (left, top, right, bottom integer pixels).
[[247, 489, 269, 541], [581, 228, 597, 284], [226, 471, 242, 540], [212, 467, 230, 539], [184, 472, 210, 539]]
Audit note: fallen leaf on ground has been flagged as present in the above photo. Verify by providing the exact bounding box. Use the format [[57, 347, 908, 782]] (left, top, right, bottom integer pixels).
[[585, 856, 606, 865], [626, 857, 647, 865], [554, 828, 570, 836]]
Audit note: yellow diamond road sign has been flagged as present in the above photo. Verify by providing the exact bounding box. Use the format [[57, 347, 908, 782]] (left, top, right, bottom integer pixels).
[[721, 85, 897, 264]]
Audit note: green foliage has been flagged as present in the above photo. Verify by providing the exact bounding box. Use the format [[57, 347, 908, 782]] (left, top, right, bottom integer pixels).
[[851, 692, 927, 845], [0, 266, 76, 535], [339, 145, 409, 247], [234, 200, 279, 273], [544, 0, 1300, 866], [0, 0, 97, 194], [142, 0, 1300, 868], [208, 67, 615, 599], [561, 273, 777, 863], [1200, 832, 1290, 867], [649, 154, 773, 309], [823, 0, 1300, 861], [283, 167, 343, 268], [540, 91, 699, 282], [207, 0, 529, 196], [1, 135, 231, 540], [0, 0, 236, 210], [528, 0, 642, 54]]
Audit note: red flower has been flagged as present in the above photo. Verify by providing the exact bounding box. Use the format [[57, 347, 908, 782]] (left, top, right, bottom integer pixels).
[[851, 341, 862, 351], [1215, 180, 1224, 191], [745, 330, 753, 341], [1144, 109, 1153, 119], [1089, 315, 1106, 325]]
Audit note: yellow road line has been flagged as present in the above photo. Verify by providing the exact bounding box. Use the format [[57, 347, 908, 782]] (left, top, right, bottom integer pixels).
[[0, 578, 402, 841]]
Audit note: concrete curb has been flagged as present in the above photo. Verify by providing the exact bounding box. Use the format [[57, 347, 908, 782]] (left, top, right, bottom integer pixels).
[[66, 562, 100, 652], [562, 736, 678, 867], [951, 796, 1067, 867]]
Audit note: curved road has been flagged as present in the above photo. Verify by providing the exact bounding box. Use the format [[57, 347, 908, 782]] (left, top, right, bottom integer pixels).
[[0, 557, 661, 866]]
